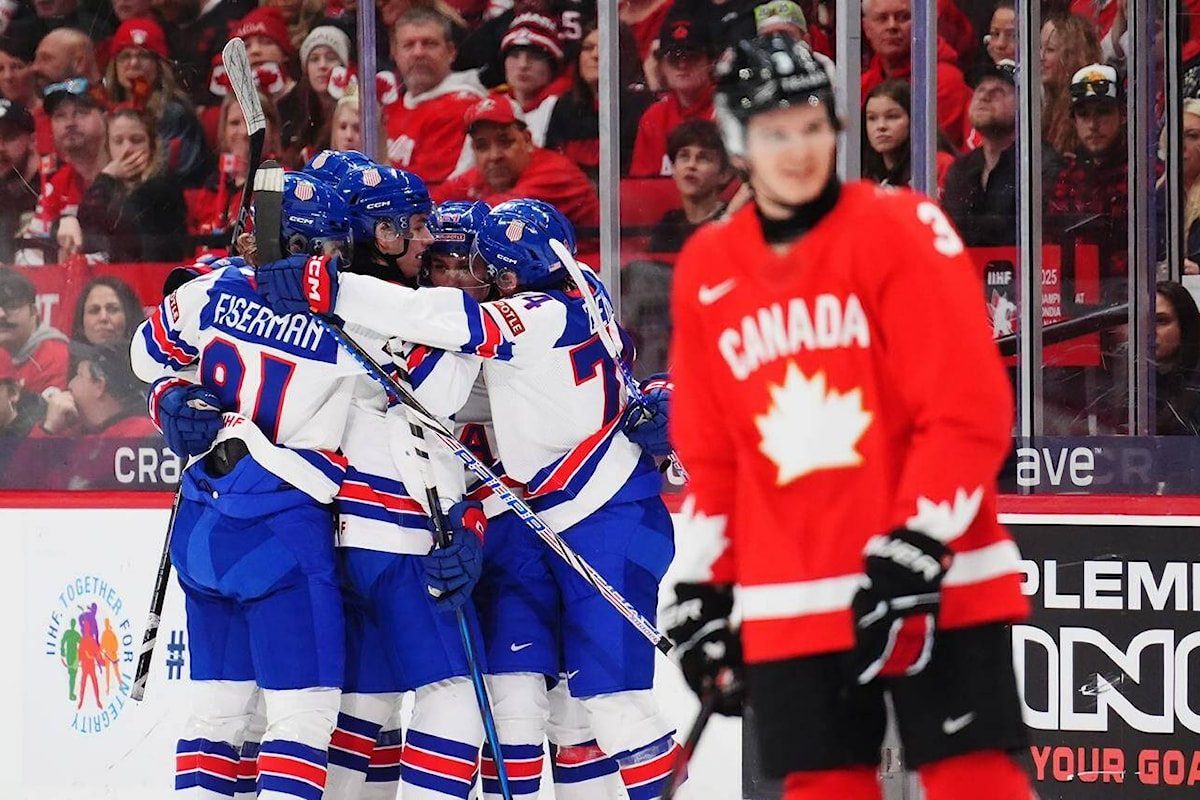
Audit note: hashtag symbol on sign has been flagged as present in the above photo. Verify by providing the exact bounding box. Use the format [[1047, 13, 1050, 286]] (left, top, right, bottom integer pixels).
[[166, 629, 186, 680]]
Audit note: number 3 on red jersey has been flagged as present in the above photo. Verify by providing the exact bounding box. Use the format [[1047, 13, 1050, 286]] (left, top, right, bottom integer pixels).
[[916, 201, 964, 258]]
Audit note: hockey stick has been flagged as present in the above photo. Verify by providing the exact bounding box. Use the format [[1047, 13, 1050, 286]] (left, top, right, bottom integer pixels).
[[318, 318, 674, 655], [659, 691, 719, 800], [547, 240, 690, 483], [391, 358, 514, 800], [131, 488, 181, 702], [222, 37, 266, 249]]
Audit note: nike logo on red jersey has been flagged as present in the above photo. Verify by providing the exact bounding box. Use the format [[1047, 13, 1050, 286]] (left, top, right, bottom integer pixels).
[[718, 294, 871, 380], [698, 278, 737, 306]]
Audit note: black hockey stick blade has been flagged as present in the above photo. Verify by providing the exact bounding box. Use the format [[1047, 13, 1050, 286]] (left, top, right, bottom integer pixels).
[[222, 37, 266, 250], [252, 161, 285, 263], [131, 488, 182, 701], [659, 691, 719, 799]]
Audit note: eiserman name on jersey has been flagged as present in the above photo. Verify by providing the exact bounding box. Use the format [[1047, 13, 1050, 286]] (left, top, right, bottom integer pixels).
[[205, 291, 335, 358]]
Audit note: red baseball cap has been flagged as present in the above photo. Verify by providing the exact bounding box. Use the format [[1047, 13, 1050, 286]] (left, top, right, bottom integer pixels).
[[112, 17, 169, 60], [233, 7, 297, 58], [464, 96, 527, 133]]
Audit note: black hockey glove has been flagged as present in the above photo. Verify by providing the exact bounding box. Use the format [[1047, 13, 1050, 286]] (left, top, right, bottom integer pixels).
[[424, 500, 487, 610], [666, 582, 745, 716], [850, 529, 953, 685]]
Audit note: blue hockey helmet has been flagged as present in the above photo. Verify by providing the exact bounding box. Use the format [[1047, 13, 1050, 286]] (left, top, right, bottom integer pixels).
[[280, 172, 352, 259], [471, 199, 576, 290], [303, 149, 374, 188], [341, 166, 433, 246], [429, 201, 491, 259]]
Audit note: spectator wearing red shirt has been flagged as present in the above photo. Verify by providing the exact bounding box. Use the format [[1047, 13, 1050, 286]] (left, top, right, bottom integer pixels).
[[860, 0, 973, 149], [436, 97, 599, 231], [27, 80, 109, 259], [17, 339, 157, 491], [619, 0, 675, 62], [496, 12, 569, 145], [630, 16, 717, 177], [0, 268, 69, 396], [386, 7, 487, 189]]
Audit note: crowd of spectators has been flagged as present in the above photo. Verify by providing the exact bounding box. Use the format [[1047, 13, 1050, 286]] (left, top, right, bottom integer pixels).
[[2, 0, 1200, 485]]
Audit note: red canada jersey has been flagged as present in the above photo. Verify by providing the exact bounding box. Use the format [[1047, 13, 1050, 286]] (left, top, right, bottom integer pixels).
[[384, 88, 485, 188], [629, 88, 714, 177], [669, 182, 1028, 664]]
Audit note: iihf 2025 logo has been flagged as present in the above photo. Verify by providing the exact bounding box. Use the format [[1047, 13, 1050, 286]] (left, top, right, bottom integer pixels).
[[44, 574, 135, 736]]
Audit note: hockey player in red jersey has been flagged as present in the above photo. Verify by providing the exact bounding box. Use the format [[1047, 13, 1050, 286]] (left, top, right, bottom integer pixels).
[[666, 34, 1033, 800]]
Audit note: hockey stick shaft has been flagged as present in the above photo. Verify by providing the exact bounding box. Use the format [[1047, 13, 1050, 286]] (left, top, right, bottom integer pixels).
[[393, 363, 514, 800], [548, 240, 690, 483], [659, 691, 718, 800], [320, 317, 673, 655], [222, 37, 266, 249], [131, 487, 181, 702]]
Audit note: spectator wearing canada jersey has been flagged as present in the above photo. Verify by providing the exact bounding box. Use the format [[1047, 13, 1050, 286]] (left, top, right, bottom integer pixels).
[[26, 80, 108, 262], [0, 269, 68, 397], [386, 7, 487, 189], [629, 16, 717, 177], [436, 97, 600, 230], [860, 0, 973, 149]]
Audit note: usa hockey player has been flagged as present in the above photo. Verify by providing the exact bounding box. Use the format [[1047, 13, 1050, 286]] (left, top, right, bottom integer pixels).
[[421, 200, 632, 800], [131, 173, 360, 800], [667, 35, 1032, 800], [256, 199, 684, 800], [317, 167, 497, 800]]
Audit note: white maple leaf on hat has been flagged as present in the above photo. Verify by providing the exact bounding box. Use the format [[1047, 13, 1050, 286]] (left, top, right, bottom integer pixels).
[[755, 362, 872, 485]]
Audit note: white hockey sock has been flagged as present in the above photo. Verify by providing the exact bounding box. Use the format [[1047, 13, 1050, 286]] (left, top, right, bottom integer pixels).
[[325, 692, 400, 800], [256, 686, 340, 800], [400, 678, 483, 800], [550, 739, 623, 800], [176, 680, 258, 799], [480, 673, 549, 800], [359, 726, 402, 800]]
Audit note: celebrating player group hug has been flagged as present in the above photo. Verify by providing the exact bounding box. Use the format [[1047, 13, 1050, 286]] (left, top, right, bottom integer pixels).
[[129, 31, 1036, 800]]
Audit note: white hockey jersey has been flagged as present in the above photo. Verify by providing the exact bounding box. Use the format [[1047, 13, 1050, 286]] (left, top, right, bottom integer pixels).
[[132, 263, 361, 502], [333, 271, 661, 531]]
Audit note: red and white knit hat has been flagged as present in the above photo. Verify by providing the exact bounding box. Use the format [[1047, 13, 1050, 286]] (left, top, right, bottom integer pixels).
[[500, 13, 564, 65]]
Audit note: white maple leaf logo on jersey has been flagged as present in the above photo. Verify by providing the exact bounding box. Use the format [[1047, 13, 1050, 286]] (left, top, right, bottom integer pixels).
[[676, 495, 730, 582], [906, 486, 984, 543], [755, 362, 872, 485]]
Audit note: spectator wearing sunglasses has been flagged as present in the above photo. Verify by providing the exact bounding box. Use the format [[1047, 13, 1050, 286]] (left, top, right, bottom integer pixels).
[[30, 27, 101, 159], [24, 78, 108, 262], [101, 17, 209, 186]]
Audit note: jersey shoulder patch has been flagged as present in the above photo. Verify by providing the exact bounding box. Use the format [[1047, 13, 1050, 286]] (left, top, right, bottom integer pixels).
[[493, 300, 526, 336]]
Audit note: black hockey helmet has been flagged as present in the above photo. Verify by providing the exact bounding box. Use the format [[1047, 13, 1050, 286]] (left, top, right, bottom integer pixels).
[[715, 33, 836, 125]]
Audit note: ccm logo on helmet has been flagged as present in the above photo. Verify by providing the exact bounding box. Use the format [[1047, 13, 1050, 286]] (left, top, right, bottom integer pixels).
[[365, 201, 391, 209]]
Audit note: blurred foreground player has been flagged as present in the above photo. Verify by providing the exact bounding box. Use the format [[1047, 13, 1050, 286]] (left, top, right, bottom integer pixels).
[[666, 35, 1032, 800]]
